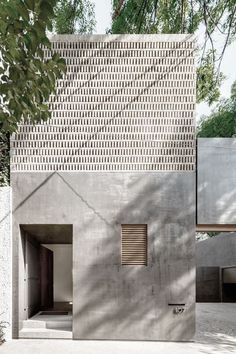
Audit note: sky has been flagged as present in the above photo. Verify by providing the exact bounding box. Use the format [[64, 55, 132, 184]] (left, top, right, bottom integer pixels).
[[94, 0, 236, 121]]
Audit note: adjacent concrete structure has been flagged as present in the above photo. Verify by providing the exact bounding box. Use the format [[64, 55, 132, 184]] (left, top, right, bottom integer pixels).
[[197, 233, 236, 267], [196, 233, 236, 302], [197, 138, 236, 225], [10, 34, 196, 341], [196, 138, 236, 302]]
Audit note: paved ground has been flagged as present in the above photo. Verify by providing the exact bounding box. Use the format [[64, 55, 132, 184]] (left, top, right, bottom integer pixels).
[[1, 303, 236, 354]]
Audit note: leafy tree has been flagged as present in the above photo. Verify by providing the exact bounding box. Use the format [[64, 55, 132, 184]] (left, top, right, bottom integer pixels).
[[197, 81, 236, 137], [0, 316, 8, 345], [53, 0, 96, 34], [111, 0, 236, 105], [0, 0, 66, 185], [0, 132, 9, 186], [0, 0, 66, 133]]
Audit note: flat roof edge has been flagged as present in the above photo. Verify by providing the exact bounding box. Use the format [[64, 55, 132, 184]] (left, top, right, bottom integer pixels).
[[49, 33, 196, 42]]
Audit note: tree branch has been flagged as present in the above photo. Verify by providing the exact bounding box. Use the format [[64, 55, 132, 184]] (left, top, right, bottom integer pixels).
[[112, 0, 126, 20]]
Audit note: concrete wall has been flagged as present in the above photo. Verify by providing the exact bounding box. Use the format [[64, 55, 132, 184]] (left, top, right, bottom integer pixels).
[[196, 233, 236, 267], [196, 233, 236, 302], [0, 187, 12, 340], [197, 138, 236, 224], [196, 267, 220, 302], [43, 244, 72, 302], [12, 171, 195, 341]]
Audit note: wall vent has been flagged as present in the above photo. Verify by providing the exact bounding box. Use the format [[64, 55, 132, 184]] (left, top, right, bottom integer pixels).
[[121, 224, 147, 265]]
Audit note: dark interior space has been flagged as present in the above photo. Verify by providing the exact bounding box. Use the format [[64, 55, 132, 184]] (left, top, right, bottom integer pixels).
[[196, 266, 221, 302], [222, 267, 236, 302], [20, 224, 73, 319], [222, 284, 236, 302]]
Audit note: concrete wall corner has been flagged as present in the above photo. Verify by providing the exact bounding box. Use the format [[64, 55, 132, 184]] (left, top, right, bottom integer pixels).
[[0, 187, 12, 340]]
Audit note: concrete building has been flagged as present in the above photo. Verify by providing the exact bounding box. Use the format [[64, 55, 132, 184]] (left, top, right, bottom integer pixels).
[[197, 138, 236, 226], [196, 233, 236, 303], [9, 34, 196, 341], [3, 35, 236, 339], [196, 138, 236, 303]]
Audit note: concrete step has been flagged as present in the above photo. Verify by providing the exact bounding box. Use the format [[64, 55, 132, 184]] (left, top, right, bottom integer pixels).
[[22, 320, 46, 329], [23, 318, 72, 330], [46, 320, 72, 329], [19, 328, 72, 339]]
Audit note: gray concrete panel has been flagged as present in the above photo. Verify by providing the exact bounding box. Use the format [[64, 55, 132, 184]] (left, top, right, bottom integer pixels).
[[196, 233, 236, 267], [197, 138, 236, 224], [11, 172, 195, 341], [196, 267, 220, 302], [196, 233, 236, 303]]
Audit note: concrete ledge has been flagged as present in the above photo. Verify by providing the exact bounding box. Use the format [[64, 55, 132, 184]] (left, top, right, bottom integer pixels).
[[50, 34, 195, 42]]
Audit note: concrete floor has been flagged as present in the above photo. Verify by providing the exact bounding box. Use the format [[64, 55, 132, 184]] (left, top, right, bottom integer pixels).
[[1, 304, 236, 354], [19, 311, 72, 339]]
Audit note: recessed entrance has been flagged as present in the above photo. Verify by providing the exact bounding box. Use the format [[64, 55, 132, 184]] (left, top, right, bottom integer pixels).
[[222, 267, 236, 302], [19, 224, 73, 339]]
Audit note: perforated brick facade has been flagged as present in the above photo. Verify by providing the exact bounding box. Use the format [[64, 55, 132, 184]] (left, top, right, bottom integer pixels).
[[11, 35, 196, 341], [11, 34, 196, 172]]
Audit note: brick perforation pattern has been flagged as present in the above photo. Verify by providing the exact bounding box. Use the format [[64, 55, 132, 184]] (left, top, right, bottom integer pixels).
[[11, 38, 196, 172]]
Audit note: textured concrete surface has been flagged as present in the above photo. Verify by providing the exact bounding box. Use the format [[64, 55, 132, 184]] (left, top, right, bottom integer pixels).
[[19, 312, 72, 339], [196, 233, 236, 302], [12, 171, 195, 341], [0, 187, 12, 340], [196, 233, 236, 267], [196, 267, 220, 302], [42, 244, 72, 302], [197, 138, 236, 224], [1, 304, 236, 354]]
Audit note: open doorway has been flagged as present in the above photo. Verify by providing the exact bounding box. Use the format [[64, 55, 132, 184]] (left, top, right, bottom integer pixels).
[[222, 266, 236, 302], [19, 224, 73, 339]]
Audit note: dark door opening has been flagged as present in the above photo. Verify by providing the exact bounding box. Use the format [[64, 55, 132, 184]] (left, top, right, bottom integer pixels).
[[40, 245, 54, 310], [222, 267, 236, 302], [20, 224, 73, 339]]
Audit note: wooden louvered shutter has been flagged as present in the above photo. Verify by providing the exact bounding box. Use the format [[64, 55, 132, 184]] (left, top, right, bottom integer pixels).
[[121, 224, 147, 265]]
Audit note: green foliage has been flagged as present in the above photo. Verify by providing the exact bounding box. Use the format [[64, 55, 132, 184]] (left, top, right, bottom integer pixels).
[[0, 0, 66, 134], [111, 0, 236, 105], [207, 232, 220, 237], [0, 315, 8, 345], [0, 132, 10, 186], [197, 51, 225, 105], [112, 0, 200, 34], [0, 0, 67, 185], [196, 231, 220, 241], [0, 322, 5, 345], [197, 81, 236, 137], [53, 0, 96, 34]]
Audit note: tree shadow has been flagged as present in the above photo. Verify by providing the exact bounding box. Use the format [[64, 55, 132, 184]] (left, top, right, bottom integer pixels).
[[10, 34, 197, 341], [12, 170, 195, 341]]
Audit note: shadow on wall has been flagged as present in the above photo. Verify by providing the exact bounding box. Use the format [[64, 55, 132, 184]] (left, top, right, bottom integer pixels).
[[197, 138, 236, 225], [72, 172, 195, 340], [12, 170, 195, 341], [12, 33, 195, 172], [9, 34, 196, 340]]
